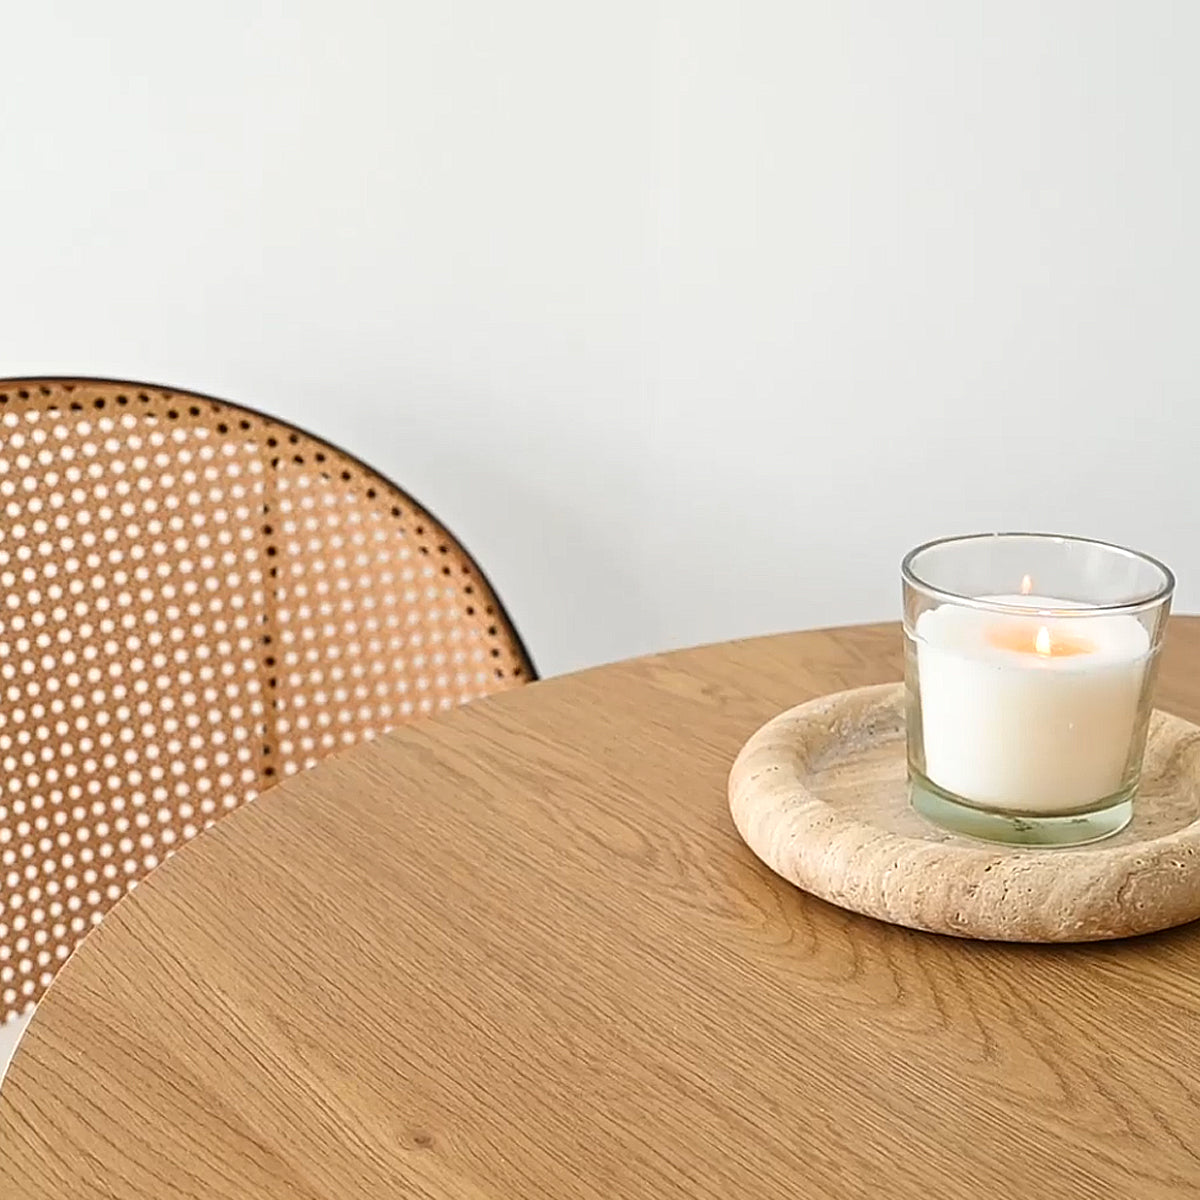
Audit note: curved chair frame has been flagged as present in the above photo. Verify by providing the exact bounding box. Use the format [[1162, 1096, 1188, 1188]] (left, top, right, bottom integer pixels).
[[0, 376, 536, 1022]]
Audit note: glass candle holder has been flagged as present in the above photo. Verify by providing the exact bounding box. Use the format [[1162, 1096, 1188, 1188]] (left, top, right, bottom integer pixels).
[[903, 534, 1174, 846]]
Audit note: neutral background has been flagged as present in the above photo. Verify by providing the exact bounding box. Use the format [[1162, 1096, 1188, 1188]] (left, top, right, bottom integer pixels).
[[1, 1, 1196, 682]]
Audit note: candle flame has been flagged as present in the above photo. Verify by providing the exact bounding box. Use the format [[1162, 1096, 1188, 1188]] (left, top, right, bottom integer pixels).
[[987, 621, 1095, 657], [1020, 574, 1033, 596]]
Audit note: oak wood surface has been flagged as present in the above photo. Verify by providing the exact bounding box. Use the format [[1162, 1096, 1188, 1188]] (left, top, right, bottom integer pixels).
[[2, 620, 1200, 1198]]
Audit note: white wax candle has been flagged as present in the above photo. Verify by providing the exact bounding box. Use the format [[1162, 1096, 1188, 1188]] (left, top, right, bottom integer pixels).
[[914, 596, 1150, 813]]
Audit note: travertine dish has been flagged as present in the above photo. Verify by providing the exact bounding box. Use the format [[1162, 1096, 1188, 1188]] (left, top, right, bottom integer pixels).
[[729, 683, 1200, 941]]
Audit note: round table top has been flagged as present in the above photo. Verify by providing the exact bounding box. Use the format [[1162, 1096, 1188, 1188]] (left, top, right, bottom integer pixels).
[[3, 620, 1200, 1199]]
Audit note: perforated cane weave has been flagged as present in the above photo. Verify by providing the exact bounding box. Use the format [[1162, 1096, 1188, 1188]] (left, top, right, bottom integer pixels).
[[0, 378, 534, 1022]]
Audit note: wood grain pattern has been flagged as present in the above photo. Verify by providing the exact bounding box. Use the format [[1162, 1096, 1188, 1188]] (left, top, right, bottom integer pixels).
[[731, 683, 1200, 941], [2, 619, 1200, 1198]]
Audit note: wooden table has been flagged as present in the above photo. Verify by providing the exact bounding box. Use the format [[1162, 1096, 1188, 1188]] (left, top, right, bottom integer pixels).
[[3, 621, 1200, 1199]]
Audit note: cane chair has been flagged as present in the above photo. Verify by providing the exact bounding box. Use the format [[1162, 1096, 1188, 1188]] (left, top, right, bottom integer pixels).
[[0, 377, 535, 1024]]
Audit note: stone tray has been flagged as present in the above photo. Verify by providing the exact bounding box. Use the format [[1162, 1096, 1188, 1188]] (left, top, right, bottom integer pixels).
[[728, 683, 1200, 942]]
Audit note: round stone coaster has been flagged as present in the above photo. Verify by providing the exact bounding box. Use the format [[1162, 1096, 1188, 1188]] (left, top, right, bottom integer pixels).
[[728, 682, 1200, 942]]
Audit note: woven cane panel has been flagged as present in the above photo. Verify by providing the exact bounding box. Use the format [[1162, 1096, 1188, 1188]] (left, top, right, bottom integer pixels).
[[0, 379, 531, 1022]]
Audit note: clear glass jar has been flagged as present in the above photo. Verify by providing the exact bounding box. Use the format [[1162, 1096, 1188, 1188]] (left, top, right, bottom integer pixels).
[[902, 533, 1174, 845]]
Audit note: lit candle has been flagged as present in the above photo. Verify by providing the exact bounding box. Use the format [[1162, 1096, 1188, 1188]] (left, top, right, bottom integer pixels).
[[914, 592, 1151, 812]]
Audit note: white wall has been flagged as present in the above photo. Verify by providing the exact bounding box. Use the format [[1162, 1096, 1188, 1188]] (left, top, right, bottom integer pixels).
[[1, 2, 1196, 677], [0, 1013, 28, 1083]]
